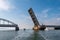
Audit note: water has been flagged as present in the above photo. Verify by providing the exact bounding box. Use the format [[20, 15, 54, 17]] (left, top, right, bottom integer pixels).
[[0, 30, 60, 40]]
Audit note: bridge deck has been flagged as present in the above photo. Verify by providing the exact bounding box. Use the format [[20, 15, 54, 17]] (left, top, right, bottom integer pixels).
[[0, 24, 18, 27], [40, 25, 60, 30], [0, 24, 19, 31], [42, 25, 60, 28]]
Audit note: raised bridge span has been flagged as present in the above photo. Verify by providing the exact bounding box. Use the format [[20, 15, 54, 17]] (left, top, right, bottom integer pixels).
[[0, 18, 19, 31], [28, 8, 60, 30]]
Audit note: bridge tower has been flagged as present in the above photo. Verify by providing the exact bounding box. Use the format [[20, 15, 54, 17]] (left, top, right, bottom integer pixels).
[[28, 8, 46, 30]]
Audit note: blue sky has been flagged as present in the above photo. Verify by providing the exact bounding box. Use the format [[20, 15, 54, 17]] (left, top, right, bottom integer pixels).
[[0, 0, 60, 29]]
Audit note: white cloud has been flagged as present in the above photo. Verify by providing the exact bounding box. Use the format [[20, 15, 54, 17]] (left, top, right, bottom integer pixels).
[[57, 18, 60, 21], [0, 0, 14, 11], [43, 18, 60, 25], [42, 9, 49, 17], [42, 9, 49, 13], [39, 9, 50, 18]]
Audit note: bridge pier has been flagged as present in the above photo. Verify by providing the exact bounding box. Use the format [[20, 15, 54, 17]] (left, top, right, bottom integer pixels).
[[15, 27, 19, 31], [33, 25, 40, 30]]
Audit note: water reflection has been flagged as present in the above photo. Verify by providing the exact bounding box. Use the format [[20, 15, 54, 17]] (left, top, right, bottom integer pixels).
[[0, 30, 45, 40], [26, 30, 45, 40], [0, 30, 60, 40], [33, 31, 40, 40], [0, 30, 18, 40]]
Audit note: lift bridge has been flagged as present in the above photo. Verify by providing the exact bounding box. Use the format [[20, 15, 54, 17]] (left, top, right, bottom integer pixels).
[[0, 18, 19, 31], [28, 8, 60, 30]]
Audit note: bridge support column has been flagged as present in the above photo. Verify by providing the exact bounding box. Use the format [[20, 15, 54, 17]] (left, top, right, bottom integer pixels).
[[33, 25, 40, 30], [15, 27, 19, 31]]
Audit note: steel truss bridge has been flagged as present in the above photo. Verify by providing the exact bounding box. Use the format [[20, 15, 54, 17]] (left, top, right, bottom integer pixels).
[[0, 18, 19, 31]]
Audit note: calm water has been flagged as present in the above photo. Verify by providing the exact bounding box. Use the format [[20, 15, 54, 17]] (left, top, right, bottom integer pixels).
[[0, 30, 60, 40]]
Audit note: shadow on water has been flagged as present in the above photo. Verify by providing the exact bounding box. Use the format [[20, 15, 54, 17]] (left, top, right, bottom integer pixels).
[[26, 30, 45, 40]]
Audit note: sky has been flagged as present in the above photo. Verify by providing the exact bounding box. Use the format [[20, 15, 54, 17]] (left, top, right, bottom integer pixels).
[[0, 0, 60, 29]]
